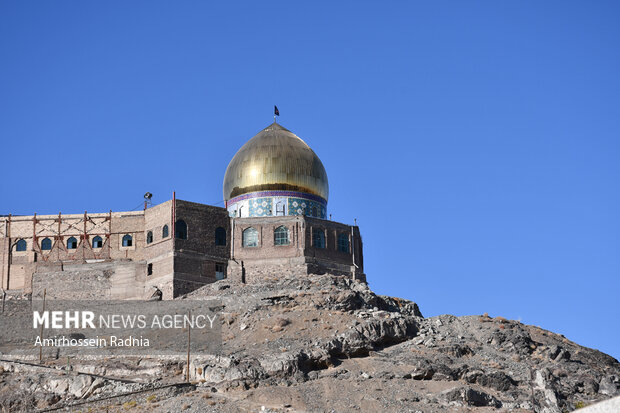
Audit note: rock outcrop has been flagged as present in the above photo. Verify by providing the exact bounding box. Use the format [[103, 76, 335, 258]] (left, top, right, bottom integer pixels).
[[0, 274, 618, 412]]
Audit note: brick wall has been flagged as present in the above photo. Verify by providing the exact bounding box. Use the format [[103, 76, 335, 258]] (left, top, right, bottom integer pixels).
[[228, 215, 365, 282], [172, 200, 230, 296], [31, 261, 147, 300], [1, 198, 367, 296], [231, 216, 304, 261]]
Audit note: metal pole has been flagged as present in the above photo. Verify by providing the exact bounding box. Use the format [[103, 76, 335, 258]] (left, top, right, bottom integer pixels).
[[83, 211, 87, 262], [57, 212, 62, 262], [32, 213, 37, 254], [39, 288, 46, 363], [108, 210, 112, 259], [186, 309, 191, 383], [1, 219, 5, 291], [5, 214, 11, 290]]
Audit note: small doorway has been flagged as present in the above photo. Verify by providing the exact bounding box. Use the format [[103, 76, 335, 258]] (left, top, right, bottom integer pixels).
[[215, 263, 227, 280]]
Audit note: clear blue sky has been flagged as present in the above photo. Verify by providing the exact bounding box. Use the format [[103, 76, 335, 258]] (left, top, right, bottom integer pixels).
[[1, 1, 619, 359]]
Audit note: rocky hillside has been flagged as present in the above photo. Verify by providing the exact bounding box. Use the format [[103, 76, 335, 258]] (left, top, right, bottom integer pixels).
[[1, 274, 618, 412]]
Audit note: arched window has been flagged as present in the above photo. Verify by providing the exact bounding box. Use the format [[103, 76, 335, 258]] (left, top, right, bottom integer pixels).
[[215, 227, 226, 246], [242, 227, 258, 247], [313, 228, 325, 249], [311, 206, 317, 217], [162, 224, 169, 238], [41, 238, 52, 251], [175, 220, 187, 240], [146, 231, 153, 244], [122, 234, 133, 247], [15, 239, 27, 252], [274, 226, 289, 246], [92, 236, 103, 248], [337, 233, 350, 253], [67, 237, 78, 250]]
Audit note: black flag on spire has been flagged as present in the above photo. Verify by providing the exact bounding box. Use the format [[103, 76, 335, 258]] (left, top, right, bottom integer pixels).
[[274, 105, 280, 116]]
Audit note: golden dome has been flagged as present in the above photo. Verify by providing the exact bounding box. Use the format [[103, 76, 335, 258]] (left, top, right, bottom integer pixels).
[[223, 123, 329, 202]]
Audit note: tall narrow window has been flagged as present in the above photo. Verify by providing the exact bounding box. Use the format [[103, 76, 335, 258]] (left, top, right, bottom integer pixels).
[[15, 239, 27, 252], [175, 220, 187, 240], [215, 227, 226, 246], [311, 206, 318, 217], [146, 231, 153, 244], [337, 233, 350, 253], [242, 227, 258, 247], [276, 201, 286, 216], [67, 237, 78, 250], [92, 236, 103, 248], [147, 263, 153, 276], [41, 238, 52, 251], [162, 224, 169, 238], [274, 226, 289, 246], [313, 228, 325, 249], [122, 234, 133, 247]]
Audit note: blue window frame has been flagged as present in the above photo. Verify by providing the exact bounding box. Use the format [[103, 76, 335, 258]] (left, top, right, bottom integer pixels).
[[92, 236, 103, 248], [15, 239, 27, 252], [313, 228, 325, 249], [41, 238, 52, 251], [242, 227, 258, 247], [122, 234, 133, 247], [274, 226, 289, 246]]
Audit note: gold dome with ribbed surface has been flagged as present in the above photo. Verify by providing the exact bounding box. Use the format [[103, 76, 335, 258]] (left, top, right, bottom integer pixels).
[[223, 123, 329, 202]]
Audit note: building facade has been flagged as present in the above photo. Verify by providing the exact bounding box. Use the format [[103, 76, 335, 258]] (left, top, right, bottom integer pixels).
[[0, 122, 365, 300]]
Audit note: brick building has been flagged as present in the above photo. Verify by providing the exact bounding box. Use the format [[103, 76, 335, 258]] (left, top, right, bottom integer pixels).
[[0, 122, 365, 299]]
